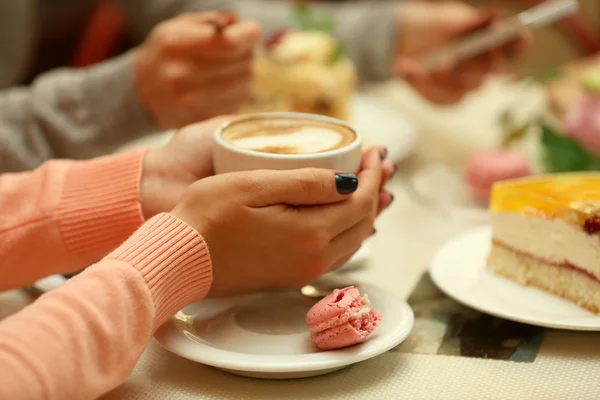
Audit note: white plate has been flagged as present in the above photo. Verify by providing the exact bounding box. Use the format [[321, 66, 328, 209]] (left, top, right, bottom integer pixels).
[[30, 274, 67, 293], [430, 226, 600, 331], [119, 95, 418, 163], [406, 163, 489, 226], [350, 94, 418, 162], [30, 246, 371, 294], [154, 279, 414, 379]]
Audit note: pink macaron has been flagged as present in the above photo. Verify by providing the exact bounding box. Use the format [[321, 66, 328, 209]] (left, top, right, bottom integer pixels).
[[306, 286, 381, 351], [464, 150, 531, 202]]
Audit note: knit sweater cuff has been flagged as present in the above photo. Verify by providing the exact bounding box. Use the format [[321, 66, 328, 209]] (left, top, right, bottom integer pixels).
[[56, 150, 146, 265], [107, 213, 213, 329]]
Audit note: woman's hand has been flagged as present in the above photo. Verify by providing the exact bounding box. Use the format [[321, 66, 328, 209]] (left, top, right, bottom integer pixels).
[[171, 148, 394, 297], [140, 116, 231, 220], [133, 12, 261, 129], [394, 1, 531, 105]]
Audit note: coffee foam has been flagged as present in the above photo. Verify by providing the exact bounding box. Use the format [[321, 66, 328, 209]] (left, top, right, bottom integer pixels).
[[221, 119, 355, 155]]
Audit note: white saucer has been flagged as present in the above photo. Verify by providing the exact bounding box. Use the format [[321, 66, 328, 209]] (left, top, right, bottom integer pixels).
[[430, 226, 600, 331], [30, 274, 67, 293], [350, 94, 418, 162], [154, 280, 414, 379], [119, 95, 418, 163], [30, 246, 371, 294]]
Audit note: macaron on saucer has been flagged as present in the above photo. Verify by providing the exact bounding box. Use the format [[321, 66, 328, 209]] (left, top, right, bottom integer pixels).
[[154, 275, 413, 379], [306, 286, 382, 350]]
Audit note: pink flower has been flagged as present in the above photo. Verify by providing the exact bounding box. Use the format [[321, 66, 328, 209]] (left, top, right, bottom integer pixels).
[[563, 92, 600, 157]]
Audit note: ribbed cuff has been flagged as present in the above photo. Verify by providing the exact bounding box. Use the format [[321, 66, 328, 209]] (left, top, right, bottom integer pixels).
[[107, 213, 213, 329], [56, 150, 146, 265]]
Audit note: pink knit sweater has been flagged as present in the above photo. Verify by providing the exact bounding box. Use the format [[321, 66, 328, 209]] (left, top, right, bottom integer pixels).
[[0, 150, 213, 399]]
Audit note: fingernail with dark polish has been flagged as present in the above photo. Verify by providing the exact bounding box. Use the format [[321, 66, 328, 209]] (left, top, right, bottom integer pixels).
[[380, 147, 388, 160], [335, 173, 358, 194], [391, 163, 399, 178], [387, 192, 395, 206], [372, 228, 377, 235]]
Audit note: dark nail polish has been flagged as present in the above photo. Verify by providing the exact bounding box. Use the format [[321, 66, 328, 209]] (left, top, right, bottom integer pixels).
[[388, 192, 395, 206], [380, 147, 388, 160], [207, 19, 225, 33], [335, 173, 358, 194], [391, 163, 399, 178], [372, 228, 377, 235]]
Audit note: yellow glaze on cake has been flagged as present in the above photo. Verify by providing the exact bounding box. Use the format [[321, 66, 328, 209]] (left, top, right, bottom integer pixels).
[[490, 173, 600, 223]]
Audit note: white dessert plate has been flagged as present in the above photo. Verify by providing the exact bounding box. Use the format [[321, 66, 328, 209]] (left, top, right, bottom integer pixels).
[[154, 279, 413, 379], [30, 246, 371, 294], [430, 226, 600, 331], [118, 95, 418, 163]]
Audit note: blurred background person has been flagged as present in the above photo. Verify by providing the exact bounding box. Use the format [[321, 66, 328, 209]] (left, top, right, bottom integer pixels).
[[0, 0, 529, 173], [0, 2, 259, 172]]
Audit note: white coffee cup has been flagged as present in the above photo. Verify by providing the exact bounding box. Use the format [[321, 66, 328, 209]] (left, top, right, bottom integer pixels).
[[213, 112, 362, 174]]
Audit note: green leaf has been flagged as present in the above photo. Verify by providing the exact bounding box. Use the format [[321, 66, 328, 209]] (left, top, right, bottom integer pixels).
[[533, 68, 560, 83], [291, 3, 345, 63], [292, 3, 335, 33], [540, 122, 600, 172], [314, 15, 335, 33], [329, 42, 345, 64], [500, 121, 531, 148], [292, 4, 313, 31]]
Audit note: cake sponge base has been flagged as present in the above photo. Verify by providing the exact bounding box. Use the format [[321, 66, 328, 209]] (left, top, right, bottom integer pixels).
[[487, 243, 600, 314]]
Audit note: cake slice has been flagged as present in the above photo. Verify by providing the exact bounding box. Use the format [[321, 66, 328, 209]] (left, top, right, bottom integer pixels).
[[487, 173, 600, 313]]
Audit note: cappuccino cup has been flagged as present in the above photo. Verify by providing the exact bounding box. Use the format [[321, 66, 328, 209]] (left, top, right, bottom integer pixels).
[[213, 113, 362, 174]]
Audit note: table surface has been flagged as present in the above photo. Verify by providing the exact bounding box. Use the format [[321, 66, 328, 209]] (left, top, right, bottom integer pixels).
[[3, 77, 600, 400]]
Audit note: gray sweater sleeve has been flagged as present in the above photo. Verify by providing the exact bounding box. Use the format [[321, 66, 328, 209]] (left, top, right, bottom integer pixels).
[[0, 52, 154, 172], [0, 0, 230, 173], [234, 0, 400, 82]]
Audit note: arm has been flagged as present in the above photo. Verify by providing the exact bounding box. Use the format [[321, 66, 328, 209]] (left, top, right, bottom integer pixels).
[[0, 213, 212, 400], [0, 150, 145, 290], [234, 0, 400, 82], [0, 54, 155, 172]]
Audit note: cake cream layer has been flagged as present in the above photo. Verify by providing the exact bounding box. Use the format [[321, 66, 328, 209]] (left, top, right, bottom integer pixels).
[[488, 243, 600, 313], [491, 212, 600, 281]]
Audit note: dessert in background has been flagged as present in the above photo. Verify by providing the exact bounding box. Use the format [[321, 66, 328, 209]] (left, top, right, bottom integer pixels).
[[306, 286, 381, 350], [242, 5, 356, 121], [464, 150, 531, 202], [487, 173, 600, 313]]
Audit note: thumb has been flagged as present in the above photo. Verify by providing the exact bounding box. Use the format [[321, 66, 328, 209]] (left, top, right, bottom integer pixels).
[[243, 168, 358, 207]]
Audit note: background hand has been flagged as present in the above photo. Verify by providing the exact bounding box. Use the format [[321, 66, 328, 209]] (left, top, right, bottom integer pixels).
[[395, 1, 531, 105], [133, 12, 261, 129]]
